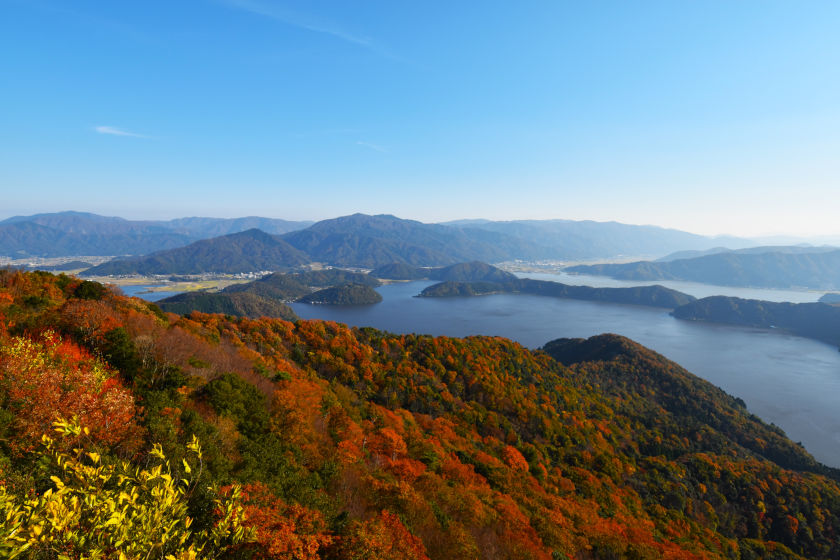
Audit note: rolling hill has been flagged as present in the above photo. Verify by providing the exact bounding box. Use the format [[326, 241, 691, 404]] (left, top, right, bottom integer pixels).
[[83, 229, 310, 275], [156, 290, 298, 320], [296, 283, 383, 305], [222, 269, 381, 302], [419, 277, 696, 308], [281, 214, 544, 267]]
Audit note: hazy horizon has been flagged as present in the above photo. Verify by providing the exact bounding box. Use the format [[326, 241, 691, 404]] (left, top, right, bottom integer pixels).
[[5, 209, 840, 245]]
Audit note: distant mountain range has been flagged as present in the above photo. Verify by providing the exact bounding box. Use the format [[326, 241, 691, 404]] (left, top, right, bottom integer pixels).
[[442, 218, 753, 259], [655, 245, 840, 262], [0, 211, 312, 258], [58, 212, 773, 275], [156, 291, 298, 321], [567, 248, 840, 290], [2, 211, 764, 265]]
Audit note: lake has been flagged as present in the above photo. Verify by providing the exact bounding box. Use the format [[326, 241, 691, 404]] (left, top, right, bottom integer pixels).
[[289, 278, 840, 468], [119, 284, 184, 302], [522, 271, 823, 303]]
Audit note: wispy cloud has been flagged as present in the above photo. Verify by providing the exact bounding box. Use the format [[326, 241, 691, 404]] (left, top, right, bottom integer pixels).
[[219, 0, 393, 56], [356, 141, 388, 153], [94, 126, 149, 138]]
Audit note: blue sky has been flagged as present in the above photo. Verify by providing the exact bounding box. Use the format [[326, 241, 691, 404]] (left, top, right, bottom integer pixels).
[[1, 0, 839, 236]]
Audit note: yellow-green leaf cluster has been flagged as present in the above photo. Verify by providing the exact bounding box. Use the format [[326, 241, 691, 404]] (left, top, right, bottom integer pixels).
[[0, 419, 253, 559]]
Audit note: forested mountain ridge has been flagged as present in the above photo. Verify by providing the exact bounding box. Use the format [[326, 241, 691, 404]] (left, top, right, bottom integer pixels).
[[0, 211, 311, 257], [567, 250, 840, 290], [2, 269, 840, 558], [372, 261, 519, 283], [280, 214, 541, 267], [83, 229, 311, 275], [0, 219, 194, 258], [441, 218, 750, 259]]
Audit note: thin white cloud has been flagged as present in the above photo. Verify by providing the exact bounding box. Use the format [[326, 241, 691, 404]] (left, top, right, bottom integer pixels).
[[220, 0, 383, 52], [94, 126, 149, 138], [356, 141, 388, 153]]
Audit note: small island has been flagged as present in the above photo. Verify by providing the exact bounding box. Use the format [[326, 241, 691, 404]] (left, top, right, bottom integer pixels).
[[157, 291, 298, 320], [296, 283, 383, 305], [418, 277, 696, 308]]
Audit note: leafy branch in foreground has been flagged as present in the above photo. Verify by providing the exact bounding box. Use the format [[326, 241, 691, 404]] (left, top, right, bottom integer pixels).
[[0, 418, 254, 560]]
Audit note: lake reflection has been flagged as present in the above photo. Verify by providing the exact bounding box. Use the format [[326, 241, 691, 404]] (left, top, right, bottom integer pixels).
[[291, 280, 840, 468]]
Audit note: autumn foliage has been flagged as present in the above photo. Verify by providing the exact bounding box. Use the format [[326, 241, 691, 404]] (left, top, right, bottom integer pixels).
[[1, 269, 840, 559]]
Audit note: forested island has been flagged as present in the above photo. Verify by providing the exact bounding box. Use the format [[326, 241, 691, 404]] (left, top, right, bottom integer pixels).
[[157, 291, 298, 320], [3, 269, 840, 558], [672, 296, 840, 348], [157, 268, 385, 317], [419, 277, 696, 308], [296, 283, 383, 305]]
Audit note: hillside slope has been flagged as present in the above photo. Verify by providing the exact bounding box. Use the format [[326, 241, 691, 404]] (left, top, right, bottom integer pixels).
[[282, 214, 540, 267], [83, 229, 310, 275], [156, 291, 298, 320], [420, 277, 696, 308], [2, 270, 840, 559]]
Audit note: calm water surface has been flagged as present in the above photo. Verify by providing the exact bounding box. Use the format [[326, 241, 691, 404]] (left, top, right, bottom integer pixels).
[[290, 280, 840, 468], [525, 271, 823, 303], [120, 285, 183, 302]]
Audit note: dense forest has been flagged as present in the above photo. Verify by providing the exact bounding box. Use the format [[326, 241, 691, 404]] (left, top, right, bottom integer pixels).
[[157, 291, 299, 321], [672, 296, 840, 348], [296, 284, 383, 305], [158, 269, 384, 317], [2, 269, 840, 558], [419, 278, 696, 309]]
